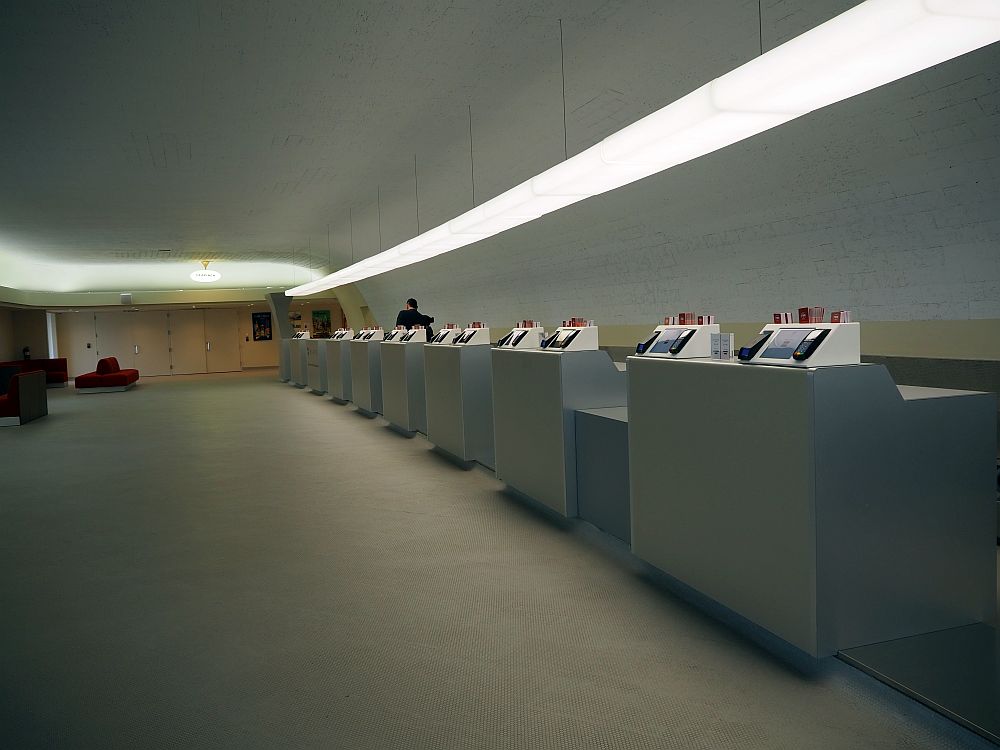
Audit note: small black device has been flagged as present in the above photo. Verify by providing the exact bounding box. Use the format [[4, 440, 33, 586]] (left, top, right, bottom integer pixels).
[[551, 329, 579, 349], [635, 332, 659, 354], [792, 328, 830, 360], [738, 331, 772, 361], [496, 332, 514, 347], [668, 328, 696, 354], [540, 332, 559, 348], [510, 330, 528, 347]]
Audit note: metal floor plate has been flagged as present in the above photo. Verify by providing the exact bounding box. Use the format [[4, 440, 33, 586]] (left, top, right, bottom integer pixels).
[[840, 623, 1000, 745]]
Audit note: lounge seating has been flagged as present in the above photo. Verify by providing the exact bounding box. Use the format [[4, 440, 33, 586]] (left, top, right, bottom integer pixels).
[[0, 370, 48, 426], [0, 358, 69, 388], [75, 357, 140, 393]]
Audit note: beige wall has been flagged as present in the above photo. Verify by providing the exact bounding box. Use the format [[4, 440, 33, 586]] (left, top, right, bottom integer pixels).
[[12, 310, 49, 360], [237, 303, 279, 368], [0, 308, 15, 361]]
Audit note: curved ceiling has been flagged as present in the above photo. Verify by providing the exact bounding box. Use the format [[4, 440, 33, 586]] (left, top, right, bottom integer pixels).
[[2, 0, 676, 292]]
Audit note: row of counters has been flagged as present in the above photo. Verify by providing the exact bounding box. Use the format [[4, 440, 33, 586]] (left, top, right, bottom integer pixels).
[[280, 333, 997, 660]]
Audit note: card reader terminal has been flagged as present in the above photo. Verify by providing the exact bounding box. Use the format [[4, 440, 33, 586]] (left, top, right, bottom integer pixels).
[[791, 328, 830, 361], [738, 331, 772, 361], [636, 332, 659, 354], [668, 328, 696, 354]]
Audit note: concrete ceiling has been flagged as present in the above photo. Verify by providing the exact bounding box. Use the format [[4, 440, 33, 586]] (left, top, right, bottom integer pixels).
[[3, 0, 731, 292]]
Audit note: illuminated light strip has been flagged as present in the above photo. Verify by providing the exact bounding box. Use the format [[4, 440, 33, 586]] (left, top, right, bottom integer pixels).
[[287, 0, 1000, 296]]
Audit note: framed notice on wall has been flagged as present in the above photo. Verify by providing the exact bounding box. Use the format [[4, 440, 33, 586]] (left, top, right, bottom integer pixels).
[[251, 311, 272, 341], [312, 310, 332, 338]]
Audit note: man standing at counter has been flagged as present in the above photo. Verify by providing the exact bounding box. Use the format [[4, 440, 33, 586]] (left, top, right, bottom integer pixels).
[[395, 298, 435, 341]]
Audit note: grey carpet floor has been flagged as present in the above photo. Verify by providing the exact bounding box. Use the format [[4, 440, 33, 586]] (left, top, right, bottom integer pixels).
[[0, 371, 995, 750]]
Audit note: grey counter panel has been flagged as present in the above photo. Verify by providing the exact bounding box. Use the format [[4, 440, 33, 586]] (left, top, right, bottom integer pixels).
[[425, 344, 494, 468], [493, 349, 626, 517], [381, 342, 427, 434], [289, 339, 308, 387], [325, 340, 352, 403], [350, 340, 383, 415], [279, 339, 291, 382], [576, 407, 630, 543], [628, 357, 997, 657], [306, 340, 327, 394]]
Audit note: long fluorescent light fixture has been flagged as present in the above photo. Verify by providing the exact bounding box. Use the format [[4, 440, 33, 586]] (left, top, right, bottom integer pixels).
[[288, 0, 1000, 296]]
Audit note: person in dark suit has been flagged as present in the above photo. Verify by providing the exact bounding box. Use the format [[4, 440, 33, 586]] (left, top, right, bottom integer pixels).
[[394, 298, 434, 340]]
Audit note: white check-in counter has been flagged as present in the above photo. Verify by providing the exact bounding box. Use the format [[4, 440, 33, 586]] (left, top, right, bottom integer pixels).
[[627, 357, 997, 657], [289, 338, 309, 388], [325, 330, 354, 403], [424, 340, 494, 468], [350, 330, 384, 416], [381, 329, 427, 435], [306, 339, 327, 394]]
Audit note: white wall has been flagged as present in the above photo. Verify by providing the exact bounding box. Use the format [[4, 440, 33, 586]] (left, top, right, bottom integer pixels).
[[12, 310, 49, 360], [340, 1, 1000, 351]]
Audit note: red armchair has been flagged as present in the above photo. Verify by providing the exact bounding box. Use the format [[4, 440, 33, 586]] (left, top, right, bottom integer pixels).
[[0, 370, 48, 426], [75, 357, 140, 392]]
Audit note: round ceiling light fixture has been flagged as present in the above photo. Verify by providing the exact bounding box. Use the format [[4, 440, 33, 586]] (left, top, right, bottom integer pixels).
[[190, 260, 222, 283]]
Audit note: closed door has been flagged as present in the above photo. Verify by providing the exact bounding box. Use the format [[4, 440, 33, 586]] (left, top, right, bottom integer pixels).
[[131, 312, 172, 376], [168, 310, 207, 374], [58, 312, 98, 377], [94, 313, 136, 368], [204, 308, 241, 372]]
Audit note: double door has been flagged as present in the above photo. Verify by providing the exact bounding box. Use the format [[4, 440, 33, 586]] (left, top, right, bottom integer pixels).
[[168, 308, 241, 374], [95, 312, 172, 375], [93, 309, 241, 376]]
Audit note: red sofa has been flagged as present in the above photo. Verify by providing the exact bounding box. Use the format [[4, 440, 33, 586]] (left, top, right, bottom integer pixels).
[[75, 357, 140, 392], [0, 358, 68, 387], [0, 370, 48, 426]]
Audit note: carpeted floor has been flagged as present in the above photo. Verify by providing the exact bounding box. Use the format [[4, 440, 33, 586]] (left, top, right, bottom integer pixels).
[[0, 371, 995, 749]]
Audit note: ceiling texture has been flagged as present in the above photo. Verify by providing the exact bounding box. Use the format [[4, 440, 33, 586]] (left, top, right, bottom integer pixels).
[[2, 0, 715, 293]]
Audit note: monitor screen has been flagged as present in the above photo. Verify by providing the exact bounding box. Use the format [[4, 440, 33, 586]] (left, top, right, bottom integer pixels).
[[760, 328, 813, 359], [648, 328, 683, 354]]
